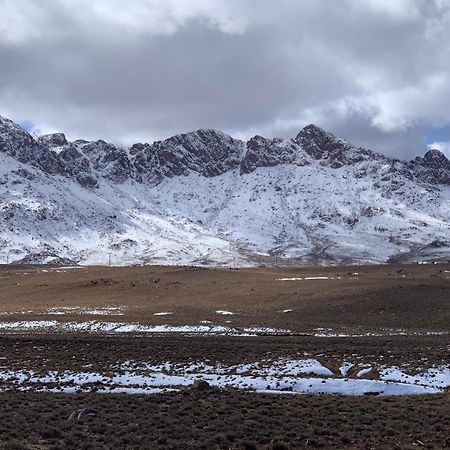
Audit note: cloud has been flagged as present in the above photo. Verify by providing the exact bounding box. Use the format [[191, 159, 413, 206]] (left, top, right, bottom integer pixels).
[[1, 0, 450, 159]]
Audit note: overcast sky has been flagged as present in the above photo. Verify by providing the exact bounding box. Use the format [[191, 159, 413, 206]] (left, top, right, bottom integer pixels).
[[1, 0, 450, 159]]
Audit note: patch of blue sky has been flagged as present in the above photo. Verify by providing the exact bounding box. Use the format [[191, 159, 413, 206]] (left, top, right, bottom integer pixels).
[[19, 120, 40, 134]]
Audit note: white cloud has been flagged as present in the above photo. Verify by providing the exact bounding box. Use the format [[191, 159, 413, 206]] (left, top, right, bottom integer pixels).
[[0, 0, 262, 42], [369, 74, 450, 131], [0, 0, 45, 44], [355, 0, 422, 20], [1, 0, 450, 158]]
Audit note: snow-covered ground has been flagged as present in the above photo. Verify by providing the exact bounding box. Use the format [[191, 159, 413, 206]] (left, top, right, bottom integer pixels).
[[0, 358, 448, 396], [313, 328, 448, 337], [0, 146, 448, 266], [45, 307, 125, 316], [0, 319, 447, 337], [0, 320, 290, 335]]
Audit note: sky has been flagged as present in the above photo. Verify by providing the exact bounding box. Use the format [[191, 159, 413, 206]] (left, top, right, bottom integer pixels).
[[1, 0, 450, 159]]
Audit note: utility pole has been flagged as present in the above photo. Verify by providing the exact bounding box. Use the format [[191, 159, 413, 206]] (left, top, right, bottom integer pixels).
[[108, 253, 111, 267]]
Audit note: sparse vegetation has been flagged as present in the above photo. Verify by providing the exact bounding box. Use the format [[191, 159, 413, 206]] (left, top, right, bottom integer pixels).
[[0, 391, 448, 449], [0, 264, 448, 448]]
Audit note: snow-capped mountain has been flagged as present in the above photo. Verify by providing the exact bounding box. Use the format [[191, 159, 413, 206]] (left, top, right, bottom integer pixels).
[[0, 115, 449, 266]]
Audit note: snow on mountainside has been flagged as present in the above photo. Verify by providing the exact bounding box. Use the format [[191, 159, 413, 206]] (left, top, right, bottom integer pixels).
[[0, 115, 449, 266]]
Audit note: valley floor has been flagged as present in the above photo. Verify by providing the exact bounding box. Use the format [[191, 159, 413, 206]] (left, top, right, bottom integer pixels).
[[0, 390, 449, 449], [0, 262, 449, 333], [0, 263, 448, 448]]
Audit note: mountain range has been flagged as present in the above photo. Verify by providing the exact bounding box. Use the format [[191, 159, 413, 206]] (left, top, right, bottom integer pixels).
[[0, 114, 449, 266]]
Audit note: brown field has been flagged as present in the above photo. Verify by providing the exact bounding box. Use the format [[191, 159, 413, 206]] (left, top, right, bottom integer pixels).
[[0, 333, 448, 374], [0, 263, 449, 449], [0, 263, 449, 332]]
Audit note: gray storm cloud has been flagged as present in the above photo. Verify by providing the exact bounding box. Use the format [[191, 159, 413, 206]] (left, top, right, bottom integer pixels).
[[1, 0, 450, 158]]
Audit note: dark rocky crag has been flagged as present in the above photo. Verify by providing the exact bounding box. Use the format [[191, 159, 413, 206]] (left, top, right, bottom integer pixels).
[[0, 115, 448, 188]]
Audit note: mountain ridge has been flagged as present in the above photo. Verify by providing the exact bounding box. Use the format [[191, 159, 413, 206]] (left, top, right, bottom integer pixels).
[[0, 114, 448, 266], [2, 115, 448, 187]]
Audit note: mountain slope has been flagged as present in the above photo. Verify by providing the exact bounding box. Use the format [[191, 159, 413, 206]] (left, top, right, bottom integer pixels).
[[0, 115, 448, 266]]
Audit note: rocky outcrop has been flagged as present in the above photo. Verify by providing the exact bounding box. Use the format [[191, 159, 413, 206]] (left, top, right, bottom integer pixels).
[[37, 132, 68, 148], [411, 149, 450, 185], [240, 135, 311, 174], [0, 116, 64, 175], [0, 115, 448, 189], [294, 124, 380, 168], [137, 129, 244, 183]]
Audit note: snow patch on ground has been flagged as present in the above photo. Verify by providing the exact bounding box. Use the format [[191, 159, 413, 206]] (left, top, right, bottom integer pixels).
[[313, 328, 449, 337], [356, 367, 373, 378], [339, 362, 354, 376], [0, 320, 290, 336], [380, 366, 450, 388], [0, 358, 447, 396], [277, 277, 304, 281], [0, 320, 59, 329], [46, 307, 125, 316]]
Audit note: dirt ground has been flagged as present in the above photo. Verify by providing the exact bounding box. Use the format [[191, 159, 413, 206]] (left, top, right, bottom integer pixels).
[[0, 263, 449, 449], [0, 263, 449, 332], [0, 334, 448, 374]]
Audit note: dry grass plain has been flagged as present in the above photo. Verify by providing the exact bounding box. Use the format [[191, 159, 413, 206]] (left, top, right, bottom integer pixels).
[[0, 263, 448, 332], [0, 263, 449, 449]]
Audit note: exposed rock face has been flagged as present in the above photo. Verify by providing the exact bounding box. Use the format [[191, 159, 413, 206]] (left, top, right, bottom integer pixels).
[[58, 145, 98, 188], [133, 129, 244, 183], [240, 135, 311, 174], [37, 132, 68, 148], [80, 140, 131, 183], [0, 116, 63, 175], [1, 115, 449, 187], [295, 124, 380, 168], [411, 149, 450, 185], [423, 149, 450, 168], [9, 125, 245, 186], [0, 116, 35, 159]]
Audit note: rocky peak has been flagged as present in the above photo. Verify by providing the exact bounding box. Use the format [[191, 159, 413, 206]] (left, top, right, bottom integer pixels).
[[129, 142, 150, 155], [240, 135, 310, 174], [37, 133, 68, 148], [0, 116, 35, 154], [57, 145, 98, 188], [412, 149, 450, 185], [1, 114, 448, 188], [72, 140, 131, 184], [296, 123, 329, 140], [134, 129, 244, 182], [295, 124, 380, 168], [0, 115, 63, 174], [160, 129, 241, 163], [422, 149, 450, 169], [295, 124, 348, 160]]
